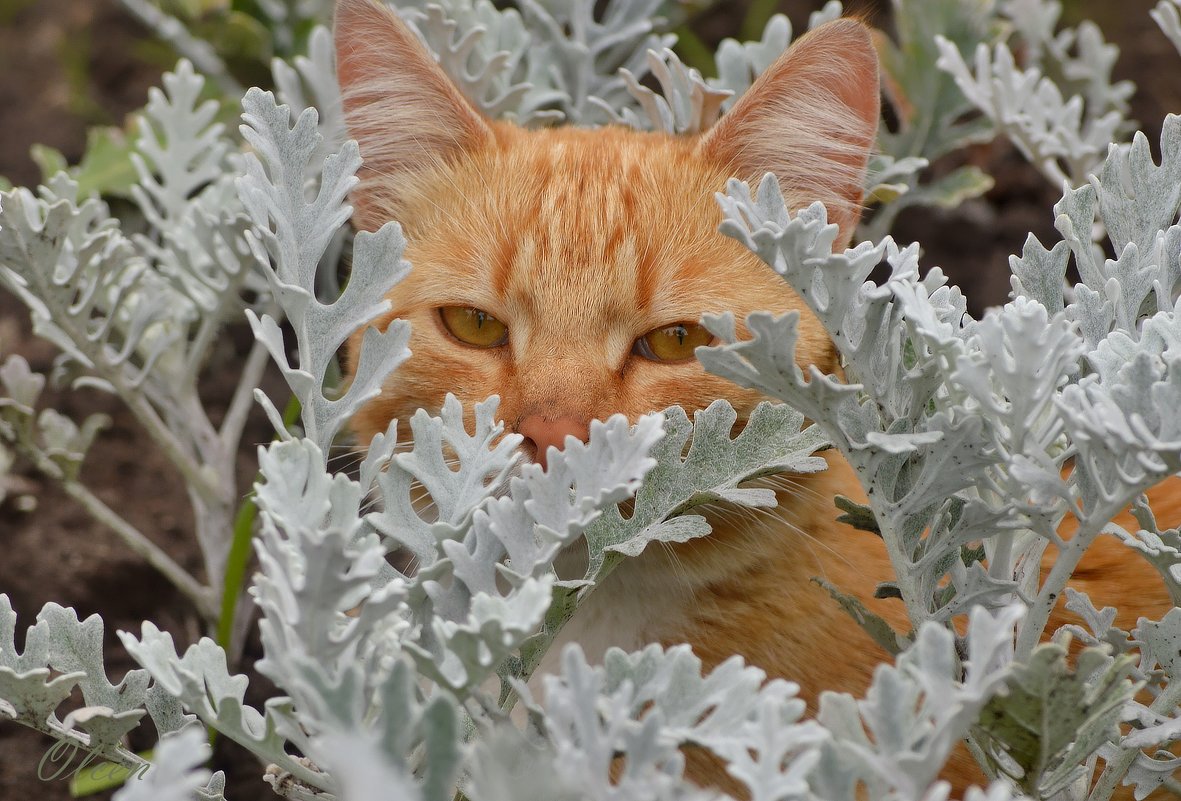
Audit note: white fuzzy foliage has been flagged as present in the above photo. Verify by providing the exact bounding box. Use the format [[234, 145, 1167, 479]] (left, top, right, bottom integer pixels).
[[392, 0, 672, 126], [398, 0, 548, 123], [238, 88, 412, 454], [112, 726, 221, 801], [536, 643, 826, 801], [699, 115, 1181, 797], [934, 39, 1123, 188], [0, 595, 205, 790], [814, 605, 1025, 801], [5, 3, 1181, 801], [0, 176, 188, 390], [1154, 0, 1181, 57], [272, 25, 348, 175], [605, 48, 731, 134]]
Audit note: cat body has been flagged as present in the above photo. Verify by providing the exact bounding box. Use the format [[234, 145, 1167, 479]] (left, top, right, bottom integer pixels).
[[333, 1, 1174, 796]]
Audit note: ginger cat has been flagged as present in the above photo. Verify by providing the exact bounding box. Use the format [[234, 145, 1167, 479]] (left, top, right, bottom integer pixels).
[[333, 0, 1176, 796]]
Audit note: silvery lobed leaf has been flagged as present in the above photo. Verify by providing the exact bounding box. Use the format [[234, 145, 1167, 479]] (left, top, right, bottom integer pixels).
[[130, 60, 232, 233], [248, 436, 427, 775], [368, 395, 522, 570], [1102, 495, 1181, 606], [934, 38, 1121, 187], [808, 1, 844, 29], [863, 153, 931, 205], [288, 659, 460, 801], [539, 645, 731, 800], [607, 48, 730, 134], [0, 179, 191, 391], [516, 0, 674, 125], [410, 575, 554, 696], [465, 723, 584, 801], [312, 730, 424, 801], [922, 781, 1033, 801], [877, 0, 999, 164], [1132, 607, 1181, 681], [272, 26, 346, 173], [1154, 0, 1181, 57], [237, 88, 412, 453], [0, 595, 173, 780], [973, 640, 1138, 798], [815, 605, 1024, 800], [580, 401, 826, 581], [596, 643, 828, 800], [112, 726, 218, 801], [0, 595, 83, 726], [1058, 587, 1134, 658], [711, 14, 791, 110], [411, 410, 664, 695], [1109, 745, 1181, 801], [0, 354, 45, 411], [399, 0, 547, 124], [119, 623, 327, 791]]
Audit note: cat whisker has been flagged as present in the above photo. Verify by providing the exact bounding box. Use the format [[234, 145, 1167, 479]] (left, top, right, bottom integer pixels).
[[692, 481, 857, 577], [656, 540, 698, 604], [747, 472, 831, 502]]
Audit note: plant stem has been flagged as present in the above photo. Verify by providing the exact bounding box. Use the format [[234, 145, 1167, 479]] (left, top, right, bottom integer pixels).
[[122, 384, 221, 504], [116, 0, 244, 99], [23, 439, 216, 620], [217, 395, 301, 658], [220, 336, 273, 451], [1014, 500, 1124, 660], [1087, 678, 1181, 801]]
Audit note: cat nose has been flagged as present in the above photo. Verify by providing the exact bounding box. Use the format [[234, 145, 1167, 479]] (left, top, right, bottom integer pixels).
[[517, 415, 589, 470]]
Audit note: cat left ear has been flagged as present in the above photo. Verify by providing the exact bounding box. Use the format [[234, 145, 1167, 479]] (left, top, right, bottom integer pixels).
[[335, 0, 494, 228], [697, 18, 880, 249]]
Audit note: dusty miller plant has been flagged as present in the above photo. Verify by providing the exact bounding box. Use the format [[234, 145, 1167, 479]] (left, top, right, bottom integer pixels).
[[2, 1, 1181, 800]]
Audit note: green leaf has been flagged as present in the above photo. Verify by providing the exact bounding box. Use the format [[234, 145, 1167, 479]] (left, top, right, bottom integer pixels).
[[72, 127, 138, 199], [893, 165, 995, 214], [973, 640, 1138, 798], [192, 11, 272, 63], [834, 493, 880, 533], [812, 577, 909, 657], [69, 752, 148, 796], [30, 144, 68, 180], [877, 0, 1004, 161]]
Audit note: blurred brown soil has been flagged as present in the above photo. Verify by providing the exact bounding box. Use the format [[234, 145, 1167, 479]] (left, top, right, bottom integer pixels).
[[0, 1, 1179, 799]]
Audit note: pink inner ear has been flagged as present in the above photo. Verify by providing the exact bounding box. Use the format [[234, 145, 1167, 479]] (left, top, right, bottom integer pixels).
[[334, 0, 493, 226], [697, 18, 881, 249]]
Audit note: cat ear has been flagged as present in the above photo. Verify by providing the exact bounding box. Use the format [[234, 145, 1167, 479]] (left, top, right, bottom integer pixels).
[[334, 0, 494, 227], [697, 18, 880, 248]]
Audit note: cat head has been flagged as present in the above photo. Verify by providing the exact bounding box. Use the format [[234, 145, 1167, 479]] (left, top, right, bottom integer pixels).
[[335, 0, 879, 465]]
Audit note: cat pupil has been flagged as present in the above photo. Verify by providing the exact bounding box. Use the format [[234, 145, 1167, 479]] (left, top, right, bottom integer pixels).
[[673, 325, 686, 345]]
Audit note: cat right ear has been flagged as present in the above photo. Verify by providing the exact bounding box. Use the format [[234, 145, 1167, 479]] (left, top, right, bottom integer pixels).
[[697, 18, 880, 249], [335, 0, 493, 228]]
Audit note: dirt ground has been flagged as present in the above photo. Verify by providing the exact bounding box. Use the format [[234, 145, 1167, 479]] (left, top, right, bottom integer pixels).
[[0, 0, 1179, 799]]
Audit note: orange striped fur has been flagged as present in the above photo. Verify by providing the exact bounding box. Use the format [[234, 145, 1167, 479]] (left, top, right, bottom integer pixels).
[[334, 1, 1176, 796]]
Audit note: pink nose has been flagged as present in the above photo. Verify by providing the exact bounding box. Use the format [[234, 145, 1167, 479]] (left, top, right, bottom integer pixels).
[[517, 415, 590, 470]]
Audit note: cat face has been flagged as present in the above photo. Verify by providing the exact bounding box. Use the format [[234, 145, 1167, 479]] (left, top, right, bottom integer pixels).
[[335, 0, 879, 463]]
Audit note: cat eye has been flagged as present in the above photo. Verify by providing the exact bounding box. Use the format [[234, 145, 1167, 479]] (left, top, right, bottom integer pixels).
[[633, 322, 714, 362], [439, 306, 509, 348]]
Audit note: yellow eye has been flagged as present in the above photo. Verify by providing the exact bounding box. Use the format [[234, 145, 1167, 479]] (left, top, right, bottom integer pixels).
[[634, 322, 714, 362], [439, 306, 509, 347]]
